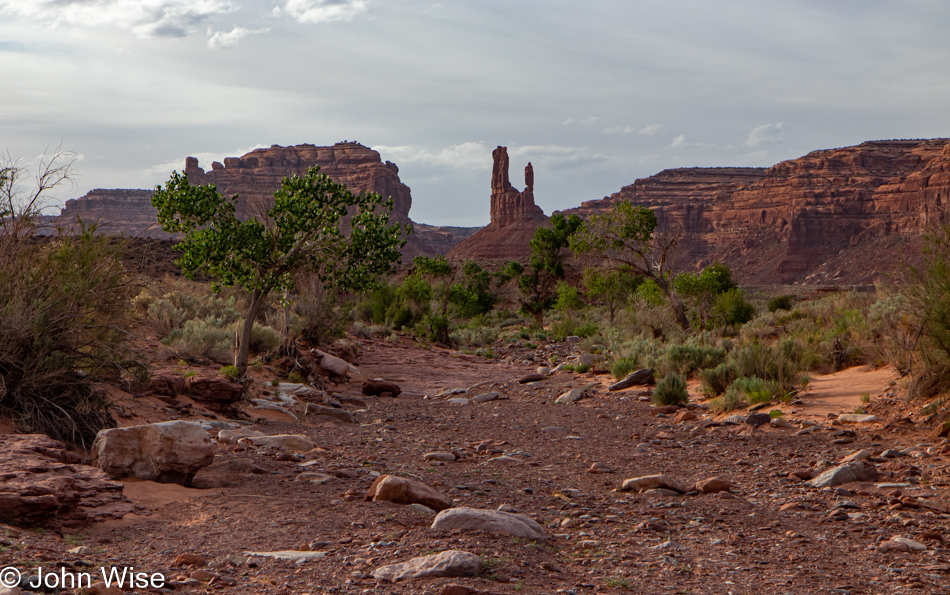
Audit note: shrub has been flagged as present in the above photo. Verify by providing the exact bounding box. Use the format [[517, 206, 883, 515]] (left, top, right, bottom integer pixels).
[[287, 371, 305, 383], [710, 289, 755, 328], [712, 376, 776, 411], [219, 365, 240, 381], [652, 373, 688, 406], [562, 364, 575, 372], [768, 295, 795, 313], [294, 274, 346, 347], [728, 339, 807, 393], [575, 363, 591, 373], [611, 357, 639, 381], [698, 362, 737, 397], [661, 343, 727, 377], [163, 317, 232, 363]]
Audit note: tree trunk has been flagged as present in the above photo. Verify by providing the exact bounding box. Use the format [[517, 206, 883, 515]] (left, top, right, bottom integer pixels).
[[236, 289, 268, 379], [533, 309, 544, 328], [671, 296, 689, 330]]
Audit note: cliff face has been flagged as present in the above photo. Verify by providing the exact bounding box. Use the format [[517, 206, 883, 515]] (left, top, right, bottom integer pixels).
[[564, 139, 950, 285], [448, 146, 549, 262], [55, 142, 475, 258]]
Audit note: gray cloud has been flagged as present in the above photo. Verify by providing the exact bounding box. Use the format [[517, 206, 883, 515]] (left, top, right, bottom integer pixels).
[[744, 123, 790, 147], [273, 0, 368, 24]]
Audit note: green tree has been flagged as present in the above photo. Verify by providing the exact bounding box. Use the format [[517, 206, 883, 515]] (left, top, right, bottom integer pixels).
[[152, 166, 407, 377], [674, 261, 738, 328], [569, 201, 688, 328], [582, 267, 641, 323], [504, 213, 582, 327]]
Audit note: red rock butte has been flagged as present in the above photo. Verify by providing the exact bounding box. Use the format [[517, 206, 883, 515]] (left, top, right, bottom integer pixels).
[[448, 146, 549, 262]]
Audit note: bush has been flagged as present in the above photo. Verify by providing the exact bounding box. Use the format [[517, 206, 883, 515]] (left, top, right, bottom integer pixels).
[[652, 373, 688, 406], [728, 338, 808, 393], [661, 343, 727, 377], [611, 357, 639, 381], [768, 295, 795, 313], [574, 363, 591, 374], [710, 376, 776, 412], [698, 362, 737, 397], [219, 365, 240, 381], [294, 274, 346, 347], [710, 289, 755, 328]]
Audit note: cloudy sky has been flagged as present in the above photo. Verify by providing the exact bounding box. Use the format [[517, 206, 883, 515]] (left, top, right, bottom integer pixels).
[[2, 0, 949, 226]]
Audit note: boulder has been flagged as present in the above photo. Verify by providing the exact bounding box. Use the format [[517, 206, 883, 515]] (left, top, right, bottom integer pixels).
[[745, 413, 772, 428], [518, 373, 545, 384], [304, 403, 355, 423], [430, 507, 546, 540], [94, 421, 216, 485], [372, 550, 481, 582], [673, 410, 698, 423], [555, 388, 587, 404], [313, 349, 352, 377], [362, 379, 402, 397], [472, 391, 500, 404], [366, 474, 451, 511], [807, 461, 879, 489], [620, 474, 688, 494], [149, 374, 187, 397], [608, 369, 655, 391], [837, 414, 880, 424], [216, 428, 264, 444], [241, 434, 314, 452], [695, 477, 733, 494], [185, 376, 243, 412], [0, 434, 132, 526]]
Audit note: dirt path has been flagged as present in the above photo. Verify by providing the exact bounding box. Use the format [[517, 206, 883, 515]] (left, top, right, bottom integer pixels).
[[3, 339, 949, 595]]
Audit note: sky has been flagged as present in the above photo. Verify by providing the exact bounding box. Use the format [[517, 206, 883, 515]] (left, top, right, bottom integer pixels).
[[2, 0, 949, 227]]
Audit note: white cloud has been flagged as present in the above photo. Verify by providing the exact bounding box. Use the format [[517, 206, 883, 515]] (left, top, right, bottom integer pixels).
[[273, 0, 368, 24], [744, 123, 790, 147], [667, 134, 687, 149], [0, 0, 234, 38], [207, 26, 269, 49], [639, 124, 661, 135], [563, 116, 599, 126], [374, 142, 489, 170], [602, 124, 637, 134]]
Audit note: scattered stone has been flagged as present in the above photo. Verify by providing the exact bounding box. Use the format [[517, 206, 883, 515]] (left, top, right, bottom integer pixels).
[[770, 418, 793, 428], [362, 379, 402, 397], [723, 415, 746, 424], [372, 550, 481, 582], [295, 473, 336, 484], [366, 474, 451, 511], [620, 474, 687, 494], [892, 536, 928, 551], [67, 545, 93, 555], [245, 550, 327, 561], [542, 426, 569, 435], [304, 403, 355, 423], [424, 452, 457, 462], [313, 349, 353, 377], [94, 420, 216, 485], [485, 455, 522, 464], [608, 369, 655, 391], [807, 461, 879, 489], [837, 414, 880, 424], [695, 477, 732, 494], [174, 553, 207, 566], [587, 462, 614, 474], [746, 413, 772, 428], [673, 410, 698, 423], [431, 507, 546, 540], [652, 406, 680, 416], [840, 449, 872, 463], [407, 503, 436, 515], [555, 388, 587, 404], [518, 373, 545, 384], [537, 367, 551, 375], [448, 398, 470, 405], [241, 434, 315, 452], [472, 391, 500, 404]]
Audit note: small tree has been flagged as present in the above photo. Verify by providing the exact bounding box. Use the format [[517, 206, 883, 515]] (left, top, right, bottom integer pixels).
[[582, 267, 641, 323], [570, 201, 688, 328], [674, 261, 738, 328], [503, 213, 582, 327], [152, 166, 407, 377]]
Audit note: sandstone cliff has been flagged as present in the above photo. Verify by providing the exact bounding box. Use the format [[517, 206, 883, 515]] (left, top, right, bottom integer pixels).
[[55, 142, 475, 258], [563, 139, 950, 285], [448, 146, 549, 262]]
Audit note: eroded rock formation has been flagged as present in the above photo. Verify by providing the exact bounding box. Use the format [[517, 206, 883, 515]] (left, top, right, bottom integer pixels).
[[54, 142, 475, 258], [449, 146, 548, 262], [563, 139, 950, 284]]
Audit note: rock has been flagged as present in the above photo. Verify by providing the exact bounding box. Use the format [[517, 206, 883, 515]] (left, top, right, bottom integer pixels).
[[878, 540, 911, 553], [431, 507, 546, 540], [695, 477, 733, 494], [448, 398, 470, 405], [892, 536, 928, 551], [185, 375, 243, 412], [518, 373, 545, 384], [366, 474, 451, 511], [174, 553, 207, 566], [807, 461, 879, 489], [216, 429, 265, 444], [371, 550, 481, 582], [245, 550, 327, 561], [555, 388, 587, 404], [838, 414, 880, 423], [620, 474, 688, 494], [67, 545, 93, 555], [746, 413, 772, 427], [770, 418, 793, 428], [651, 406, 680, 416], [424, 452, 457, 462], [407, 503, 437, 515], [673, 410, 698, 423], [94, 421, 216, 485], [362, 379, 402, 397], [0, 586, 19, 595], [536, 366, 551, 375], [149, 374, 187, 397], [304, 403, 355, 423], [608, 369, 655, 391], [472, 391, 500, 404], [296, 473, 336, 484], [724, 414, 746, 424], [313, 350, 352, 377], [587, 462, 614, 474], [442, 585, 503, 595], [447, 146, 549, 261], [242, 434, 315, 452], [841, 449, 872, 463]]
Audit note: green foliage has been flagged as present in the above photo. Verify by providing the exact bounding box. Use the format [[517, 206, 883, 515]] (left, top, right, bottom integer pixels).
[[709, 288, 755, 328], [152, 166, 407, 375], [554, 281, 585, 312], [611, 357, 639, 381], [675, 262, 738, 328], [768, 295, 795, 313], [636, 279, 666, 306], [287, 371, 305, 383], [219, 365, 240, 381], [418, 314, 451, 344], [582, 267, 641, 322], [661, 343, 727, 377], [719, 376, 776, 411], [574, 363, 591, 373], [652, 373, 688, 406], [728, 338, 810, 394], [509, 213, 582, 326], [698, 362, 737, 397]]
